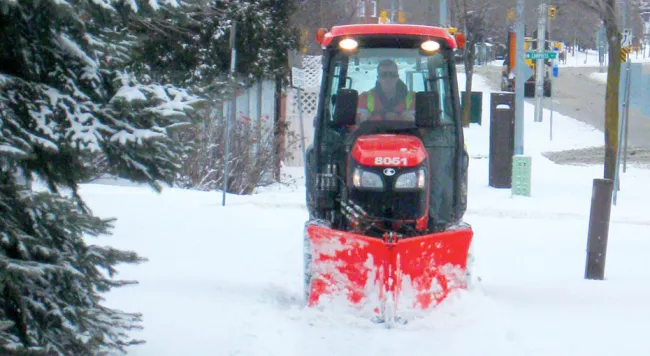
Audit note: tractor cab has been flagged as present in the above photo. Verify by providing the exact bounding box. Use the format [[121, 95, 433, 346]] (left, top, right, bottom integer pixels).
[[306, 25, 468, 235]]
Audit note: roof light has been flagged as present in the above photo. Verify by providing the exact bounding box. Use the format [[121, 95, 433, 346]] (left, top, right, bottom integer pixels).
[[339, 38, 358, 51], [420, 40, 440, 52]]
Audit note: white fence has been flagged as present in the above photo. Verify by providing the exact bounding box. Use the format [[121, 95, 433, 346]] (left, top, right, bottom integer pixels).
[[284, 55, 322, 167]]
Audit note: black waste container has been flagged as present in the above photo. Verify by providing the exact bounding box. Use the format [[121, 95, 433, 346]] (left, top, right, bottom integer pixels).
[[489, 92, 515, 188]]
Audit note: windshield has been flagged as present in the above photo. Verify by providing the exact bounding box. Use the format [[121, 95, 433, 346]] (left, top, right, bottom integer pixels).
[[324, 47, 456, 126]]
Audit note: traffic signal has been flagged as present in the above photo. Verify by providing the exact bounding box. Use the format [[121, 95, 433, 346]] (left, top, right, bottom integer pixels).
[[398, 11, 406, 23], [379, 10, 388, 23]]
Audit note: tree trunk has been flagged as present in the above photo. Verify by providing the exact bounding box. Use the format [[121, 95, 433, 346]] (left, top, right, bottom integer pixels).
[[462, 41, 475, 128], [603, 2, 620, 181]]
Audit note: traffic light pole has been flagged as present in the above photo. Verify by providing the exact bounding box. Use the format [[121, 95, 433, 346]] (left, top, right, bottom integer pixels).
[[534, 1, 547, 123], [514, 0, 525, 155], [440, 0, 447, 26]]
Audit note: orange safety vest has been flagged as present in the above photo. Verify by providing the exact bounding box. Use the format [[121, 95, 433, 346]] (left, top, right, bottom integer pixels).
[[358, 89, 415, 121]]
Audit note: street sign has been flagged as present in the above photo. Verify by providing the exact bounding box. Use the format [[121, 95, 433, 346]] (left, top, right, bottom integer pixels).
[[525, 51, 557, 60], [621, 29, 632, 48], [291, 67, 306, 89]]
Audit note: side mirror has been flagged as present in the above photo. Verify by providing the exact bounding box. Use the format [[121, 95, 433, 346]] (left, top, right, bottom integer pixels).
[[415, 91, 440, 128], [332, 89, 358, 128]]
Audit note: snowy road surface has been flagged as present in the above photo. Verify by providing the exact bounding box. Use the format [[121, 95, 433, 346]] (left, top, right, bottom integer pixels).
[[84, 73, 650, 356], [476, 52, 650, 149]]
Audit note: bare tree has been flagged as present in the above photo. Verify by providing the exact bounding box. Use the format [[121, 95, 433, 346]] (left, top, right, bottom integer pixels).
[[574, 0, 622, 180], [452, 0, 491, 127], [292, 0, 372, 54]]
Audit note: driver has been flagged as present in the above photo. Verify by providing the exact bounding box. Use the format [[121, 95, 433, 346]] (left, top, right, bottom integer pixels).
[[356, 59, 415, 123]]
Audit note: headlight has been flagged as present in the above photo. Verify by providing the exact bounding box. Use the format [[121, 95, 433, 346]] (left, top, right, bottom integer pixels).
[[352, 168, 384, 189], [394, 168, 426, 189]]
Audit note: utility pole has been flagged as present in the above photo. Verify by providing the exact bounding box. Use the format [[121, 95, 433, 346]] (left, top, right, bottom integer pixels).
[[440, 0, 447, 26], [534, 1, 548, 123], [514, 0, 525, 155]]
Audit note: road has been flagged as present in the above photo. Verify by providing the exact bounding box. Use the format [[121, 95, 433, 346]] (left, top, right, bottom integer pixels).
[[473, 63, 650, 166]]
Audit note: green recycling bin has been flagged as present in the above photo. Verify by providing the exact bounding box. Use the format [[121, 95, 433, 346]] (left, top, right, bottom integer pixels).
[[461, 91, 483, 125]]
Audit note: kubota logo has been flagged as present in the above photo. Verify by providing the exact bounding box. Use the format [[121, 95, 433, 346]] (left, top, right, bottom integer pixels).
[[383, 168, 396, 176]]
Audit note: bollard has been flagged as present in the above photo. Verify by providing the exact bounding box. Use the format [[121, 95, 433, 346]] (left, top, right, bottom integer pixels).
[[584, 178, 614, 280]]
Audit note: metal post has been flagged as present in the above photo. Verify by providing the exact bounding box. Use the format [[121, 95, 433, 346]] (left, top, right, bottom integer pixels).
[[598, 24, 604, 73], [584, 178, 614, 280], [623, 61, 631, 173], [222, 21, 237, 207], [534, 1, 547, 123], [549, 13, 553, 140], [613, 60, 630, 205], [514, 0, 525, 155], [391, 0, 395, 22], [621, 0, 629, 174], [255, 81, 263, 161], [439, 0, 447, 26]]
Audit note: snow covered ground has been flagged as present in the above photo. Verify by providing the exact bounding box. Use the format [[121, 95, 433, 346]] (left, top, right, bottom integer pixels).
[[83, 73, 650, 356], [589, 72, 608, 84]]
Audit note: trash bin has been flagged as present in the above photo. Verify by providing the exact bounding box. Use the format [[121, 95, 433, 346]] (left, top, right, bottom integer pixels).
[[461, 91, 483, 125], [489, 92, 515, 188]]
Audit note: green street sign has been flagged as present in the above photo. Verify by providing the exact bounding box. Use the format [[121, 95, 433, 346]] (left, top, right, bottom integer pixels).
[[525, 51, 557, 60]]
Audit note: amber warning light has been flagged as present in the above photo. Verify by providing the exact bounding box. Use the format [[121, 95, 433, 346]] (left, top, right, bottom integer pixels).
[[455, 32, 466, 48], [316, 28, 327, 44]]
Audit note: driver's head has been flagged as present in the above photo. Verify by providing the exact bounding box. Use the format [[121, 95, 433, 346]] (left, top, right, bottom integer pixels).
[[377, 59, 399, 92]]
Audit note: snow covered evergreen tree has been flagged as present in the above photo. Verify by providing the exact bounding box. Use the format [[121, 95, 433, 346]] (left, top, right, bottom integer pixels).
[[0, 0, 198, 354]]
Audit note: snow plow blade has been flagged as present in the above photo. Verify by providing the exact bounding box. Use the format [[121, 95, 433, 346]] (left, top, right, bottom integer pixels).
[[305, 224, 473, 320]]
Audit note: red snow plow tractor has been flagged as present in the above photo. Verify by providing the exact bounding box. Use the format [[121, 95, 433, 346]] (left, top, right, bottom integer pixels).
[[304, 24, 473, 323]]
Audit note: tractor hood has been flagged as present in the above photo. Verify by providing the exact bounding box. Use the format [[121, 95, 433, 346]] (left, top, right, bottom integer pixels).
[[350, 134, 427, 168]]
